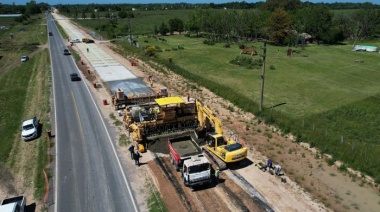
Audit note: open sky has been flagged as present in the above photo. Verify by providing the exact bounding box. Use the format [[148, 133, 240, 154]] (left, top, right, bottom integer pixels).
[[3, 0, 379, 6]]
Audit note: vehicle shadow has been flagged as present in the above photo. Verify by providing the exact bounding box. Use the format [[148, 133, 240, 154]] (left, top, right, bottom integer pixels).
[[37, 122, 43, 139], [227, 158, 253, 170], [26, 203, 36, 212]]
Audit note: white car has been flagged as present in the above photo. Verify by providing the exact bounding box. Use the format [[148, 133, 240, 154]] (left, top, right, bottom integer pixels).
[[21, 55, 29, 62], [21, 117, 39, 141], [70, 38, 81, 43]]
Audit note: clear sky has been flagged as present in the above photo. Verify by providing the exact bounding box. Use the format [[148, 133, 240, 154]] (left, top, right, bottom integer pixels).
[[2, 0, 379, 6]]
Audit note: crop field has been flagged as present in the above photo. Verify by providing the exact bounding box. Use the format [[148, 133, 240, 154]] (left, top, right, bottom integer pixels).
[[69, 9, 191, 36]]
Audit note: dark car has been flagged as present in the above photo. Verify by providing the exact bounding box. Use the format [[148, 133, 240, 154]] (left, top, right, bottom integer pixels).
[[63, 49, 71, 55], [70, 73, 81, 81], [49, 32, 53, 36], [86, 39, 95, 44]]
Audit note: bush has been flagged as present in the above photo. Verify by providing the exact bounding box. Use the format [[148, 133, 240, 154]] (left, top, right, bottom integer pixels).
[[270, 65, 276, 70], [224, 43, 231, 48], [203, 40, 215, 45], [230, 56, 263, 69]]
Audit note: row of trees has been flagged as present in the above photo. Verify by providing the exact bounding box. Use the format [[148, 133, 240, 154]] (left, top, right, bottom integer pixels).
[[184, 6, 380, 45], [55, 1, 380, 12]]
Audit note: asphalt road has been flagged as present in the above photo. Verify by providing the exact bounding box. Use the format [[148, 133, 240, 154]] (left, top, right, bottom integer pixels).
[[47, 14, 138, 212]]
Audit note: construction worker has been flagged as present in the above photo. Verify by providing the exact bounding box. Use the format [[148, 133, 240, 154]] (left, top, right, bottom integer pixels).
[[128, 144, 134, 160], [267, 159, 273, 169], [274, 164, 282, 176], [215, 168, 220, 184], [150, 79, 154, 88], [133, 150, 141, 166]]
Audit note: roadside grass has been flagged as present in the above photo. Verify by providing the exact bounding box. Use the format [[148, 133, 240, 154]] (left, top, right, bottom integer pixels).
[[146, 180, 167, 212], [0, 15, 47, 76], [0, 14, 51, 201], [54, 19, 69, 39]]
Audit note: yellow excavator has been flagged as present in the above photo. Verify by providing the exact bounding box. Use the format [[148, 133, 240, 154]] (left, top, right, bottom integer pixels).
[[195, 100, 247, 170]]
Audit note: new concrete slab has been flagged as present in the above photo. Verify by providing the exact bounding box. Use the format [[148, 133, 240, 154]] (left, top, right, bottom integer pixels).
[[96, 66, 137, 82], [107, 78, 153, 95]]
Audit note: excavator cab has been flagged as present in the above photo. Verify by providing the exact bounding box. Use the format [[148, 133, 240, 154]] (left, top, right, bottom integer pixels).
[[205, 133, 224, 150]]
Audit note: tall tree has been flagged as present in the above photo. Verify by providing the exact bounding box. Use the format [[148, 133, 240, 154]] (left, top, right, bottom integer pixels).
[[266, 8, 292, 44], [159, 22, 169, 36], [118, 10, 127, 19], [294, 6, 333, 43], [25, 0, 41, 15], [261, 0, 302, 12], [168, 18, 184, 34]]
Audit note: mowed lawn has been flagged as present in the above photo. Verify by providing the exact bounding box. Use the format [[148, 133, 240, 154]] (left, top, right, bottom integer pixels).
[[137, 35, 380, 118]]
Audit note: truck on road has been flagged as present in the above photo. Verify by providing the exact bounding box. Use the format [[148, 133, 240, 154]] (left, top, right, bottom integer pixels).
[[0, 195, 26, 212], [168, 135, 212, 187]]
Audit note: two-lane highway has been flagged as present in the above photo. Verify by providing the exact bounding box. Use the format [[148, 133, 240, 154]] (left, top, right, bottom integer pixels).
[[47, 14, 138, 211]]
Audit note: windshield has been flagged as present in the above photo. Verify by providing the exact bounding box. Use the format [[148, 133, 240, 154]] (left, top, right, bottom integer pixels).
[[188, 163, 210, 174], [23, 124, 34, 130]]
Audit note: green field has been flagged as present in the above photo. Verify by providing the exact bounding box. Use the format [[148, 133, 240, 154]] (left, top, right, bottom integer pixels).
[[69, 9, 191, 36], [0, 14, 51, 200]]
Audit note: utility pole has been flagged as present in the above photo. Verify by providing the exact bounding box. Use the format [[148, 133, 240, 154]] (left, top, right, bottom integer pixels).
[[259, 40, 267, 114], [128, 16, 132, 46]]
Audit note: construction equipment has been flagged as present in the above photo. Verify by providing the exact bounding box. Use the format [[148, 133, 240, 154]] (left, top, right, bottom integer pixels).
[[111, 88, 169, 111], [124, 96, 198, 152], [168, 136, 212, 187], [195, 100, 247, 170]]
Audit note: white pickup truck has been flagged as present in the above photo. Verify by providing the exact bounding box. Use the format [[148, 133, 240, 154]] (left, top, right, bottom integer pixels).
[[0, 196, 26, 212], [21, 117, 38, 141]]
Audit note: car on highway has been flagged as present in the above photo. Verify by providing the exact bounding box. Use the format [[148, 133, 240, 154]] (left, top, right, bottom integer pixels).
[[21, 55, 29, 62], [21, 117, 39, 141], [70, 73, 81, 81], [86, 39, 95, 44], [63, 49, 71, 55], [49, 32, 53, 36]]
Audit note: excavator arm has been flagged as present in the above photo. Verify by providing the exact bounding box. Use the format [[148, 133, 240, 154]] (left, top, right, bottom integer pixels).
[[195, 100, 224, 136]]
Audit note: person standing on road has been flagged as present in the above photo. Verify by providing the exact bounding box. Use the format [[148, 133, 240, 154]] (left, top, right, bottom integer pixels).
[[87, 48, 89, 53], [128, 144, 134, 160], [133, 150, 141, 166]]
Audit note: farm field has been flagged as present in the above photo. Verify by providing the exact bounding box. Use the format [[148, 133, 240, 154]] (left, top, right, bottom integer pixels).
[[70, 9, 191, 35]]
